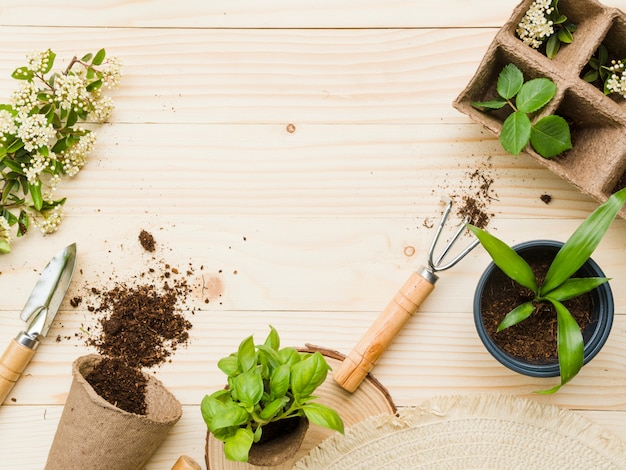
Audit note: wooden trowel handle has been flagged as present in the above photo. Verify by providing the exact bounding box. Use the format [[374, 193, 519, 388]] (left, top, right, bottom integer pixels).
[[333, 270, 436, 393], [0, 338, 37, 405]]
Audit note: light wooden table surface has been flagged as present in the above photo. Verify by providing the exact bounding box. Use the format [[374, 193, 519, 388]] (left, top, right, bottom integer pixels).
[[1, 1, 626, 468]]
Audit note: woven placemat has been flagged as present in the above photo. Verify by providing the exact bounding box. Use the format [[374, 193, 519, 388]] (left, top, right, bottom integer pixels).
[[294, 394, 626, 469]]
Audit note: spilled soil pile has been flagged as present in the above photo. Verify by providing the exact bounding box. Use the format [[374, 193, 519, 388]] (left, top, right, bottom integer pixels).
[[76, 230, 195, 415]]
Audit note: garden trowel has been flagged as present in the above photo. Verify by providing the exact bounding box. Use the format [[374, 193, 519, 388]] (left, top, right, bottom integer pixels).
[[0, 243, 77, 404]]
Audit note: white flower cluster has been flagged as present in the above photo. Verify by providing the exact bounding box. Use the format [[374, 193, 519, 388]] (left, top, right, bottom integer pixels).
[[34, 205, 64, 234], [16, 112, 56, 152], [606, 60, 626, 98], [59, 131, 97, 177], [26, 49, 53, 74], [517, 0, 555, 49], [0, 216, 12, 244]]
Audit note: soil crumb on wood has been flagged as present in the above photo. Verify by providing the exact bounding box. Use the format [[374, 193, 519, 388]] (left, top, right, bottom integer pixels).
[[138, 230, 156, 252], [445, 161, 497, 229], [540, 194, 552, 204]]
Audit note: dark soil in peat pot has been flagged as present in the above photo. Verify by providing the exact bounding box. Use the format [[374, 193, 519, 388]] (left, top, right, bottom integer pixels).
[[79, 230, 195, 415], [480, 248, 591, 364]]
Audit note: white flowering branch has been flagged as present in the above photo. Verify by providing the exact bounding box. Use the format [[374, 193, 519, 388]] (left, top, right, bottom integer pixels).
[[516, 0, 576, 58], [0, 48, 122, 253]]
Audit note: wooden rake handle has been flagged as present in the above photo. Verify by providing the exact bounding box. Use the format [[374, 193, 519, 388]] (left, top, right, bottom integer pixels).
[[0, 338, 37, 404], [333, 269, 436, 393]]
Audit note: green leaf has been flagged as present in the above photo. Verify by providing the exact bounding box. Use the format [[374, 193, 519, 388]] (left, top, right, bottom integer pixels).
[[552, 14, 568, 25], [551, 299, 584, 391], [546, 277, 609, 301], [233, 370, 264, 407], [269, 363, 290, 400], [42, 50, 56, 74], [264, 325, 280, 350], [86, 79, 102, 92], [237, 335, 257, 372], [598, 44, 608, 65], [303, 403, 344, 434], [516, 78, 557, 113], [541, 187, 626, 294], [290, 352, 330, 400], [278, 347, 301, 366], [218, 355, 240, 377], [258, 397, 289, 421], [467, 225, 538, 292], [92, 48, 107, 66], [66, 109, 78, 127], [582, 70, 598, 83], [210, 403, 251, 431], [11, 67, 34, 81], [497, 63, 524, 100], [470, 99, 507, 110], [201, 395, 224, 427], [6, 138, 25, 154], [546, 34, 560, 59], [0, 239, 10, 253], [29, 182, 43, 211], [497, 301, 535, 331], [224, 428, 254, 462], [500, 111, 531, 155], [557, 28, 574, 44], [530, 115, 572, 158]]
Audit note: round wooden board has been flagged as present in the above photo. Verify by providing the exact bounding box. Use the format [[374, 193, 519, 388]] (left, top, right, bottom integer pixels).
[[205, 346, 396, 470]]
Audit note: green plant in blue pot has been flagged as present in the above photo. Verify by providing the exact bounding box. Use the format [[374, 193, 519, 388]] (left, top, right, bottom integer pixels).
[[469, 188, 626, 393]]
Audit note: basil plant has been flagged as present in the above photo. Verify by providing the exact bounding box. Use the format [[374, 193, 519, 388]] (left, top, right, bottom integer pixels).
[[201, 326, 344, 462], [468, 187, 626, 393]]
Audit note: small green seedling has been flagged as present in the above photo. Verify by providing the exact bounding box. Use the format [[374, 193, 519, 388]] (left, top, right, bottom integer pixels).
[[201, 326, 344, 462], [468, 187, 626, 393], [472, 63, 572, 158]]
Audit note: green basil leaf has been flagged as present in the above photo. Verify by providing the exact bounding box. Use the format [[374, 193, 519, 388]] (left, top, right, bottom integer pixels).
[[497, 301, 535, 331], [542, 187, 626, 294], [545, 277, 609, 301], [530, 115, 572, 158], [224, 428, 254, 462], [201, 395, 225, 427], [269, 363, 290, 400], [258, 397, 289, 420], [291, 352, 330, 400], [218, 355, 240, 377], [237, 335, 256, 372], [302, 403, 344, 434], [470, 99, 507, 110], [516, 78, 557, 113], [233, 370, 263, 407], [468, 225, 538, 292], [264, 325, 280, 350], [210, 403, 250, 431], [497, 63, 524, 100], [500, 111, 531, 155], [278, 347, 301, 366]]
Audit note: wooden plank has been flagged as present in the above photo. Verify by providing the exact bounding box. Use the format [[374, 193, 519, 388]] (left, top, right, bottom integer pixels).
[[0, 0, 624, 28], [0, 0, 546, 28], [0, 27, 498, 124]]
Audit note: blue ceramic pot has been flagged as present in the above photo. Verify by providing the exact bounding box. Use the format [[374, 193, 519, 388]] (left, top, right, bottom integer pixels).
[[473, 240, 614, 378]]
